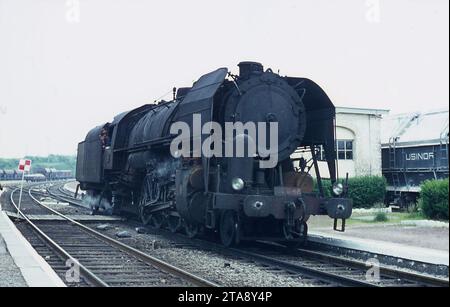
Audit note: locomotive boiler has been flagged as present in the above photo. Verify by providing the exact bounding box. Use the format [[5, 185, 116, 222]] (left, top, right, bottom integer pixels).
[[76, 62, 352, 246]]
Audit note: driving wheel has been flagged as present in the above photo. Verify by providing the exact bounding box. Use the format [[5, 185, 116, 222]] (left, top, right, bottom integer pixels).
[[184, 221, 199, 238], [220, 211, 240, 247], [167, 215, 182, 233], [149, 213, 164, 229]]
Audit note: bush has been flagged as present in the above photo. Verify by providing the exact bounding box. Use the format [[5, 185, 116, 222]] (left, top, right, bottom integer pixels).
[[347, 176, 386, 208], [419, 179, 449, 220], [313, 178, 332, 198], [373, 211, 388, 222], [314, 176, 386, 208]]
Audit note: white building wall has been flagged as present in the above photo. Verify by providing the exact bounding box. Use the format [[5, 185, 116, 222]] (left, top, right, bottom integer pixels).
[[292, 107, 388, 179], [334, 112, 383, 177]]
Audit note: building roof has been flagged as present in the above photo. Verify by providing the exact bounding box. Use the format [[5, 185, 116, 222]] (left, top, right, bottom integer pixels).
[[381, 109, 449, 146], [336, 106, 390, 116]]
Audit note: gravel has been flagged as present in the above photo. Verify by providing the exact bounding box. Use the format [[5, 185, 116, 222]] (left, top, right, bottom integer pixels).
[[96, 224, 111, 230], [87, 220, 449, 283], [306, 241, 449, 278], [35, 196, 91, 216], [1, 187, 89, 216], [0, 236, 27, 287], [115, 230, 132, 238], [90, 221, 319, 287]]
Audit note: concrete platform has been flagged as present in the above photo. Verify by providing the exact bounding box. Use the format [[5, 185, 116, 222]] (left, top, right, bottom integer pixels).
[[309, 230, 449, 266], [0, 235, 26, 286], [64, 181, 80, 194], [0, 192, 66, 287]]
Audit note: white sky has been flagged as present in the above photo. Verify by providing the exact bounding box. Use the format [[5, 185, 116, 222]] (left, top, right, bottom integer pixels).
[[0, 0, 448, 158]]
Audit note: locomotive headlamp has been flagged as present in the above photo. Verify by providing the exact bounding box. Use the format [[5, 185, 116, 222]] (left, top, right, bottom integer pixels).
[[231, 177, 245, 191], [332, 182, 344, 196]]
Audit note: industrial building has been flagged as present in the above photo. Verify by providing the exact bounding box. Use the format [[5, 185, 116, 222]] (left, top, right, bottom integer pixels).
[[294, 106, 389, 179]]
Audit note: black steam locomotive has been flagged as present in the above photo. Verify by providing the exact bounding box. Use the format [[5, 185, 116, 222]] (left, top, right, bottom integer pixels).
[[76, 62, 352, 246]]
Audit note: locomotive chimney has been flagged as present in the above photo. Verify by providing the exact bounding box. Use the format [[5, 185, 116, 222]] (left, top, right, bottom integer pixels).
[[238, 61, 263, 79], [176, 87, 192, 99]]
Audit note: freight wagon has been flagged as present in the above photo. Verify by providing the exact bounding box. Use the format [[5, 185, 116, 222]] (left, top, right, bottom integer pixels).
[[381, 110, 449, 208]]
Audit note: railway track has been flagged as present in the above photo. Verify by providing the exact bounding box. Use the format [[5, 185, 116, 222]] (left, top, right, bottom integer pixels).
[[8, 182, 448, 287], [52, 182, 449, 287], [46, 181, 88, 209], [127, 229, 444, 288], [65, 216, 448, 287], [7, 184, 219, 287], [224, 242, 449, 287]]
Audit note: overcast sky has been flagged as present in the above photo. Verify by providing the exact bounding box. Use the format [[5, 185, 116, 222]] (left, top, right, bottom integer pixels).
[[0, 0, 448, 158]]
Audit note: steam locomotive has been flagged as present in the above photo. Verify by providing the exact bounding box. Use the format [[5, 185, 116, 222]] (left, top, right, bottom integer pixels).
[[76, 62, 352, 246]]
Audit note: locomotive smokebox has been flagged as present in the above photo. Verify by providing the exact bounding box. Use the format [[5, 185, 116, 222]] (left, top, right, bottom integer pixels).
[[238, 61, 263, 79], [227, 134, 255, 192]]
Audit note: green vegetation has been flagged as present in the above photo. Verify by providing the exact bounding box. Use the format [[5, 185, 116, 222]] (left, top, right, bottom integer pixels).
[[373, 211, 388, 222], [307, 210, 437, 229], [345, 211, 425, 226], [419, 179, 449, 220], [347, 176, 387, 208], [404, 210, 424, 220], [0, 155, 76, 174], [314, 176, 387, 208], [313, 179, 332, 197]]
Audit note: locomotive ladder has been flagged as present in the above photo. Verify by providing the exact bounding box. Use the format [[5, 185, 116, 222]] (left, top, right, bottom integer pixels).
[[388, 137, 401, 196], [388, 137, 397, 169], [388, 113, 418, 191], [439, 123, 449, 169], [441, 142, 449, 168]]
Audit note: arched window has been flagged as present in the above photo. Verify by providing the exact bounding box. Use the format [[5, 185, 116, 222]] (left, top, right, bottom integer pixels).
[[317, 127, 355, 161], [336, 126, 355, 161]]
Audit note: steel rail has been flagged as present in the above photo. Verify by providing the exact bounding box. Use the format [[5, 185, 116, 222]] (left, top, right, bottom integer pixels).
[[45, 183, 86, 208], [226, 246, 379, 287], [9, 187, 108, 287], [22, 182, 447, 287], [295, 247, 449, 287], [27, 186, 219, 287], [185, 234, 448, 287]]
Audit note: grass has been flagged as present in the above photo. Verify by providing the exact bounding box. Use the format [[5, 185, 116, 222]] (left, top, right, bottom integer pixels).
[[308, 208, 442, 230], [353, 211, 429, 225], [404, 211, 425, 220], [336, 211, 425, 226]]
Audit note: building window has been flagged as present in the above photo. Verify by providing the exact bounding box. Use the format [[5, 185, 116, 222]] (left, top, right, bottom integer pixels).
[[315, 140, 354, 161], [337, 140, 353, 160]]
